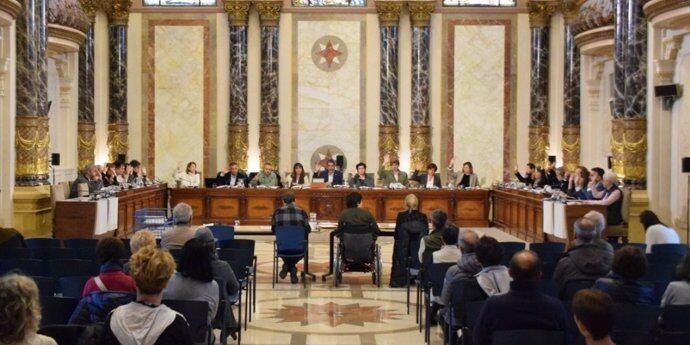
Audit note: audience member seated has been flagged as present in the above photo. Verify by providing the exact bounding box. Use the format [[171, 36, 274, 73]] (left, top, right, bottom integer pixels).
[[473, 250, 570, 345], [531, 167, 548, 189], [287, 163, 310, 186], [216, 162, 248, 187], [475, 236, 512, 296], [553, 218, 613, 296], [585, 173, 624, 227], [0, 274, 57, 345], [572, 289, 616, 345], [568, 166, 590, 200], [661, 253, 690, 306], [334, 192, 380, 240], [416, 163, 442, 188], [250, 162, 279, 187], [161, 203, 197, 251], [439, 229, 481, 321], [316, 159, 344, 186], [0, 227, 26, 248], [378, 154, 409, 187], [418, 209, 449, 263], [594, 246, 655, 305], [640, 210, 680, 253], [163, 238, 219, 325], [582, 211, 614, 253], [389, 194, 429, 287], [433, 227, 461, 264], [124, 230, 157, 274], [349, 162, 374, 188], [447, 158, 479, 188], [271, 192, 311, 284], [173, 161, 201, 188], [82, 237, 136, 297], [69, 165, 104, 198], [514, 163, 535, 185], [587, 167, 606, 200], [101, 247, 193, 345]]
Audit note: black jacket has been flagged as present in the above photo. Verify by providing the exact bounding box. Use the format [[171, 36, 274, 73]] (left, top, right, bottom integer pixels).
[[216, 171, 248, 186], [389, 210, 429, 287], [553, 243, 613, 295]]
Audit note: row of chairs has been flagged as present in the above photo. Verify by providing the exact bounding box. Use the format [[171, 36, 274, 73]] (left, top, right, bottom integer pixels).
[[0, 259, 99, 278]]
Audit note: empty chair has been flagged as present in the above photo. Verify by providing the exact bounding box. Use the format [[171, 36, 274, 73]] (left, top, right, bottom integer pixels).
[[0, 259, 49, 276], [49, 260, 98, 279], [643, 262, 677, 282], [30, 247, 76, 261], [650, 244, 688, 262], [0, 247, 30, 260], [491, 330, 564, 345], [25, 238, 61, 249], [499, 242, 526, 265], [163, 299, 211, 344], [71, 247, 97, 261], [529, 242, 565, 265], [38, 325, 87, 345], [209, 225, 235, 242], [31, 276, 56, 297], [58, 276, 90, 299], [40, 296, 79, 326], [63, 238, 98, 249], [611, 303, 660, 343]]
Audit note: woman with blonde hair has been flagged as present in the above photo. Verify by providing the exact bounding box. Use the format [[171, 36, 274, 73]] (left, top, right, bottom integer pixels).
[[0, 274, 57, 345], [124, 230, 157, 274], [390, 194, 430, 287]]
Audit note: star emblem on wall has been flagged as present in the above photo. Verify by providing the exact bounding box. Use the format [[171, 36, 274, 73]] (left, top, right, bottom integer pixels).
[[268, 302, 401, 327], [311, 35, 348, 72]]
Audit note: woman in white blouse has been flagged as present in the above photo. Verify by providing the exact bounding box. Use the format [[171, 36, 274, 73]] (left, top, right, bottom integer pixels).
[[173, 161, 201, 188]]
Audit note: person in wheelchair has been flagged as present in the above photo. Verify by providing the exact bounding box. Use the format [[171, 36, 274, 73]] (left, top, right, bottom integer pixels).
[[334, 192, 381, 240]]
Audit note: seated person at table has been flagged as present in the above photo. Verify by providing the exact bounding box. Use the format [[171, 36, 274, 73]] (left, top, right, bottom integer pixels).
[[120, 163, 134, 185], [216, 162, 248, 187], [418, 209, 449, 263], [378, 154, 409, 187], [640, 209, 680, 253], [161, 203, 197, 251], [531, 167, 548, 189], [587, 167, 606, 200], [568, 166, 590, 199], [585, 173, 623, 227], [415, 163, 442, 188], [129, 160, 147, 185], [594, 245, 655, 305], [70, 164, 104, 198], [271, 192, 311, 284], [389, 194, 429, 287], [173, 161, 201, 188], [661, 253, 690, 306], [473, 250, 570, 345], [316, 159, 344, 186], [447, 158, 479, 188], [550, 166, 569, 191], [288, 163, 310, 186], [250, 162, 279, 187], [514, 163, 535, 185], [582, 211, 614, 253], [572, 289, 616, 345], [102, 163, 117, 187], [335, 192, 380, 240], [349, 162, 374, 188]]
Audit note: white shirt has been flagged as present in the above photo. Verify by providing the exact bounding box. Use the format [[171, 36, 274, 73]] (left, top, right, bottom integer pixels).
[[426, 175, 435, 188], [173, 170, 200, 188], [645, 224, 680, 253], [327, 172, 334, 184], [432, 245, 462, 264]]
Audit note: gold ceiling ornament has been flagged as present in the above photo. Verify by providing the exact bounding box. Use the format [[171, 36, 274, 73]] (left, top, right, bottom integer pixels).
[[107, 122, 128, 163], [408, 1, 435, 27], [527, 1, 558, 28], [611, 118, 647, 181], [528, 125, 550, 167], [379, 125, 400, 168], [228, 123, 249, 170], [78, 121, 96, 171], [259, 124, 280, 169], [561, 125, 580, 172], [225, 1, 251, 26], [410, 125, 431, 171], [107, 0, 132, 26], [561, 0, 585, 25], [15, 116, 50, 185], [376, 1, 403, 27], [256, 0, 282, 27], [0, 0, 22, 20]]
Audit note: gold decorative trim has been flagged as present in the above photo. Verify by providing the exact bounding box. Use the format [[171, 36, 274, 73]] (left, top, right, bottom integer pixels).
[[561, 0, 585, 25], [644, 0, 690, 22], [527, 1, 558, 28], [107, 0, 132, 25], [528, 125, 550, 167], [107, 122, 128, 163], [78, 122, 96, 171], [47, 24, 87, 47], [0, 0, 22, 20], [228, 123, 249, 170], [256, 0, 282, 27], [562, 125, 580, 172], [375, 1, 403, 27], [225, 0, 251, 26], [15, 116, 50, 185], [408, 1, 435, 27], [379, 125, 399, 167], [410, 125, 431, 171], [259, 124, 279, 168], [574, 25, 614, 50], [78, 0, 105, 22], [611, 118, 647, 181]]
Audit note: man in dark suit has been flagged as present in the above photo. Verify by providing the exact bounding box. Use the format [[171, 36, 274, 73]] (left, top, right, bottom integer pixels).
[[414, 163, 442, 188], [216, 162, 248, 186], [69, 165, 104, 198], [316, 159, 344, 186], [514, 163, 535, 185]]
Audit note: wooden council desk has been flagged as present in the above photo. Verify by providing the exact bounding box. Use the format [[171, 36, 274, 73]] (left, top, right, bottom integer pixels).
[[169, 188, 491, 227]]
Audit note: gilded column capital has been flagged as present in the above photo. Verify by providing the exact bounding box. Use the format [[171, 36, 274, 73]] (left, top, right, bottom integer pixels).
[[560, 0, 584, 25], [0, 0, 22, 20], [376, 1, 403, 27], [527, 1, 558, 28], [225, 0, 251, 27], [256, 0, 282, 27], [408, 1, 435, 27], [78, 0, 107, 23], [107, 0, 132, 26]]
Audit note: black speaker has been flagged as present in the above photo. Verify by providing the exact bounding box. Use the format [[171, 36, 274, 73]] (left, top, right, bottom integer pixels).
[[117, 154, 127, 163], [608, 156, 613, 170], [51, 153, 60, 166], [548, 155, 556, 164], [655, 84, 682, 98], [683, 157, 690, 173], [336, 155, 344, 169]]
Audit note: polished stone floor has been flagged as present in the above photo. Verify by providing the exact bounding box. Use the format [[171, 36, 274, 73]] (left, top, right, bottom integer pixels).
[[221, 228, 522, 345]]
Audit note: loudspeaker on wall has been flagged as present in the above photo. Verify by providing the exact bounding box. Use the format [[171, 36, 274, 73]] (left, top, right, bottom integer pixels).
[[51, 153, 60, 166]]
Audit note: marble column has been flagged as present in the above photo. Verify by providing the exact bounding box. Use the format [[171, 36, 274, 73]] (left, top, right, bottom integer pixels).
[[107, 1, 129, 163], [408, 1, 434, 171], [78, 21, 95, 171], [527, 1, 555, 167], [561, 2, 581, 172], [15, 0, 49, 186], [225, 1, 250, 169], [376, 1, 402, 167], [257, 0, 281, 169]]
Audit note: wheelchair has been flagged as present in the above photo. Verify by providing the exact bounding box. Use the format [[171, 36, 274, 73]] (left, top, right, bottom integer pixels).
[[334, 223, 383, 287]]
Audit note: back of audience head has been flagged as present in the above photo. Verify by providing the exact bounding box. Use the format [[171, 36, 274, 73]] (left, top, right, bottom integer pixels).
[[178, 238, 214, 283], [676, 253, 690, 283], [130, 246, 175, 295], [404, 194, 418, 212], [442, 226, 459, 246], [97, 237, 127, 265], [572, 289, 614, 342], [0, 274, 41, 344], [194, 227, 216, 253], [583, 211, 606, 238], [509, 250, 541, 283], [345, 192, 363, 208], [612, 246, 647, 281], [172, 202, 193, 225], [574, 218, 596, 244], [475, 236, 503, 268], [130, 230, 156, 254], [430, 209, 448, 231], [281, 191, 295, 205], [639, 209, 665, 230], [459, 229, 479, 254]]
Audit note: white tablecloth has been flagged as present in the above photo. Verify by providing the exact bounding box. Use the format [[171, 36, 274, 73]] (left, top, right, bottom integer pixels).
[[65, 197, 118, 236], [542, 200, 571, 239]]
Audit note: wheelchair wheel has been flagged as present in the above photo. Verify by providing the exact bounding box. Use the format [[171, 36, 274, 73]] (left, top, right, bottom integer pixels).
[[334, 247, 341, 288], [372, 272, 377, 284], [375, 245, 382, 287]]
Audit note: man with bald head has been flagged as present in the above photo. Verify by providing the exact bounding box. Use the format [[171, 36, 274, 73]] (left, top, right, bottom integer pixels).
[[439, 230, 482, 323], [474, 250, 571, 345]]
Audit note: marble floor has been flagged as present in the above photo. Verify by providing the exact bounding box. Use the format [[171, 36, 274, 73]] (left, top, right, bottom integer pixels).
[[221, 228, 523, 345]]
